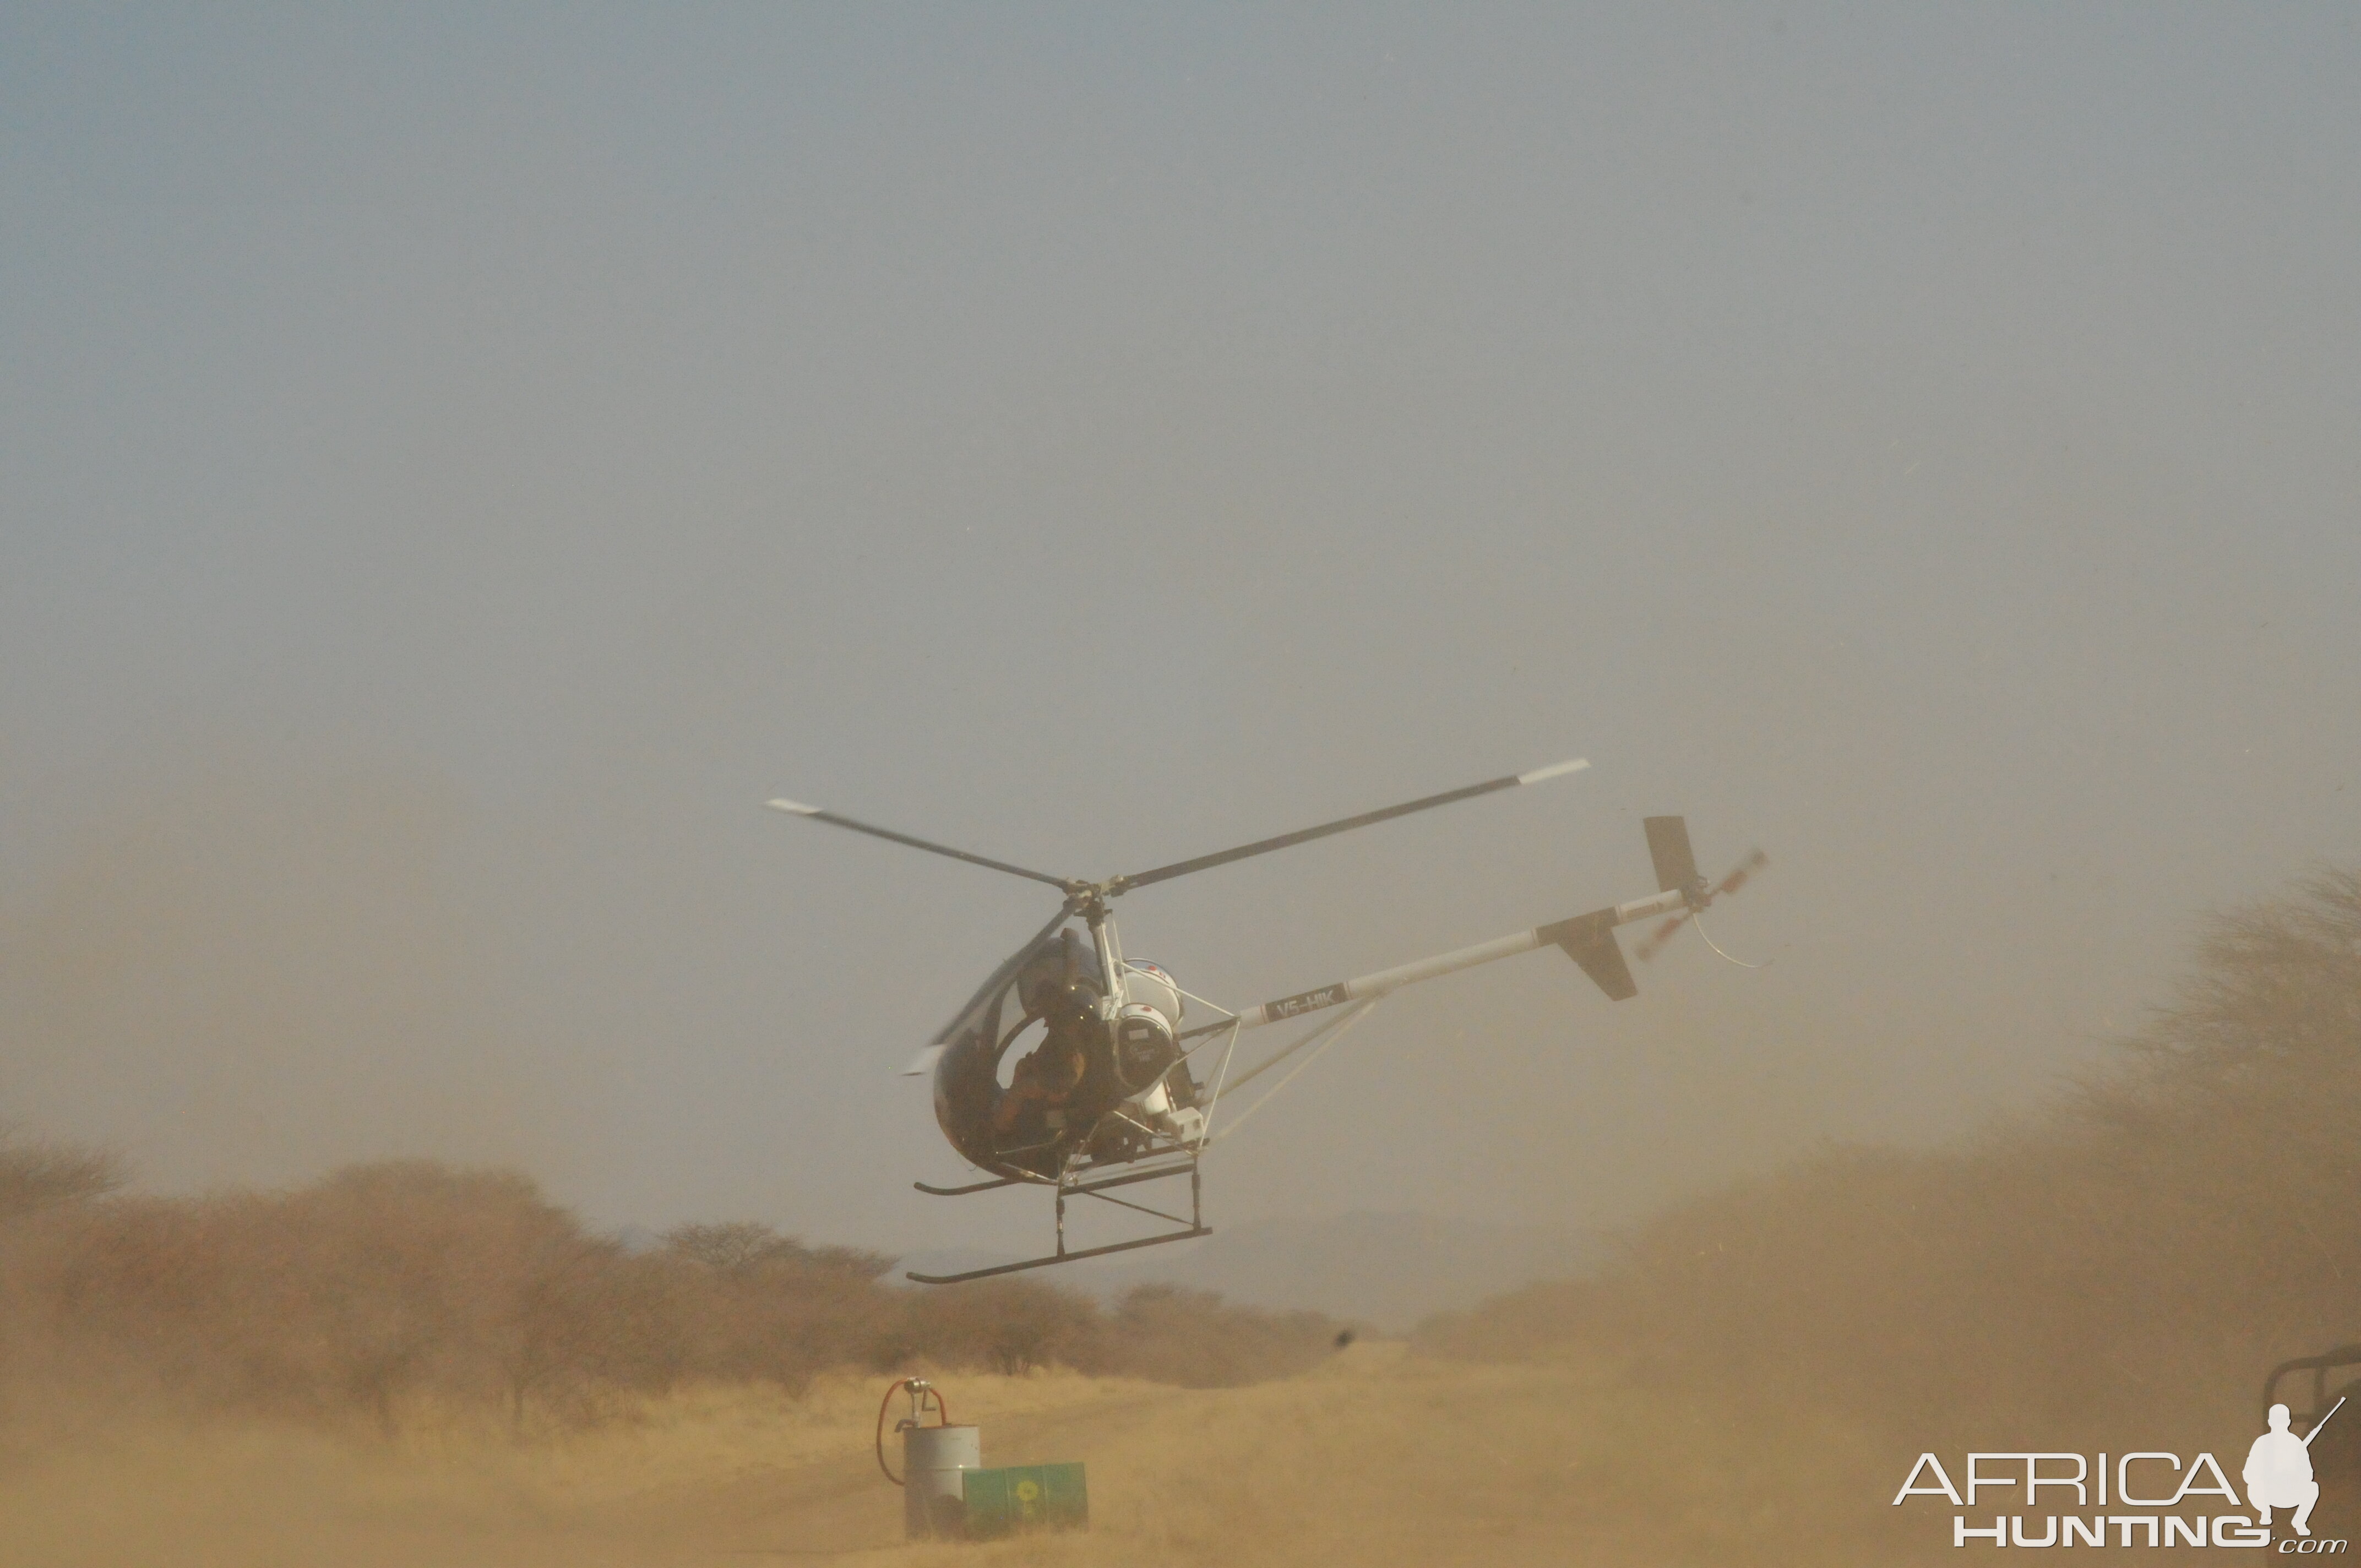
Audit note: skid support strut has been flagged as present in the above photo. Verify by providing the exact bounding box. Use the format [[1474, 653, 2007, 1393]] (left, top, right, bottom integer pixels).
[[904, 1154, 1209, 1284]]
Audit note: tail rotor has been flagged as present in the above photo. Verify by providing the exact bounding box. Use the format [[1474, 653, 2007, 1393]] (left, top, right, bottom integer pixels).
[[1635, 848, 1770, 963]]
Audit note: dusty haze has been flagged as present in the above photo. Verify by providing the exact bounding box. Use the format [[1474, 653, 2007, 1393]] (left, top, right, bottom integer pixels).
[[4, 13, 2361, 1560], [4, 5, 2358, 1273]]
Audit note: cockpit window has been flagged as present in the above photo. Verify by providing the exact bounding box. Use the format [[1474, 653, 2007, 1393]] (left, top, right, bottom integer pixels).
[[930, 914, 1075, 1053]]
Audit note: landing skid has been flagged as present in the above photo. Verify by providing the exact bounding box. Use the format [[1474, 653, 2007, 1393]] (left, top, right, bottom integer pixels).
[[905, 1224, 1212, 1284], [905, 1154, 1207, 1284], [912, 1173, 1044, 1196]]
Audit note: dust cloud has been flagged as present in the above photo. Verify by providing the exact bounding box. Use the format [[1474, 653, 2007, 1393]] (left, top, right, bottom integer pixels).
[[0, 747, 572, 1191]]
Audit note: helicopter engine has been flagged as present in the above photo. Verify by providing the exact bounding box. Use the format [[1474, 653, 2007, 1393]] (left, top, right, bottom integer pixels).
[[1111, 960, 1182, 1090], [1111, 961, 1204, 1145], [1113, 1005, 1177, 1086]]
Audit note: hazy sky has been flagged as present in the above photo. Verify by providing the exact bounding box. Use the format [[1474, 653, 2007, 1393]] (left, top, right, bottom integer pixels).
[[4, 5, 2357, 1262]]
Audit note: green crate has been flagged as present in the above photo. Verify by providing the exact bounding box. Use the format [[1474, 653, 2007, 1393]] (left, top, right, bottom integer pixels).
[[961, 1462, 1089, 1538]]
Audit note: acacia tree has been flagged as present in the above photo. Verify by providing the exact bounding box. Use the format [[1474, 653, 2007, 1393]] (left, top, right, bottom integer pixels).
[[660, 1222, 896, 1390], [0, 1138, 122, 1223]]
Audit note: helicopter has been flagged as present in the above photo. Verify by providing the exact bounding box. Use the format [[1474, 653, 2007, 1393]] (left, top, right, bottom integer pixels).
[[765, 759, 1765, 1284]]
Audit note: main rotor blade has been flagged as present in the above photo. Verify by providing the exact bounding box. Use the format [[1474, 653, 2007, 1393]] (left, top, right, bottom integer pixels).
[[1114, 758, 1588, 892], [764, 799, 1074, 890]]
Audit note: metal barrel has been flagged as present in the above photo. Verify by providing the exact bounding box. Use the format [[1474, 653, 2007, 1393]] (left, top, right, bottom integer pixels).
[[903, 1424, 982, 1539]]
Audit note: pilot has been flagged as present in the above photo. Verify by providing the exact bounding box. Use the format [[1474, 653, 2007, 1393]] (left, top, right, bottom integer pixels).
[[992, 1036, 1086, 1135], [991, 977, 1096, 1139]]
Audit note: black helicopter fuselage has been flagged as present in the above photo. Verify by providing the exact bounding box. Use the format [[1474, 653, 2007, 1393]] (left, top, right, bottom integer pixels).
[[931, 925, 1196, 1179]]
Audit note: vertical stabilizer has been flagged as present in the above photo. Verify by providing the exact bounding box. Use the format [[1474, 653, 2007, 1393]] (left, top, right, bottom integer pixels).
[[1644, 816, 1699, 896]]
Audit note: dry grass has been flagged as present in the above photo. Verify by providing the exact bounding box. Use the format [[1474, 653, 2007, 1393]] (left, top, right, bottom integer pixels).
[[0, 1348, 1939, 1568]]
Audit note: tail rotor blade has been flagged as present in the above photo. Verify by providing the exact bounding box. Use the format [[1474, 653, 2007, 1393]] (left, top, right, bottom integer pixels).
[[1715, 848, 1769, 898], [1635, 911, 1693, 962]]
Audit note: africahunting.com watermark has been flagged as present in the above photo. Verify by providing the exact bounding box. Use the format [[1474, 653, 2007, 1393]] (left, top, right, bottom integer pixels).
[[1895, 1403, 2348, 1551]]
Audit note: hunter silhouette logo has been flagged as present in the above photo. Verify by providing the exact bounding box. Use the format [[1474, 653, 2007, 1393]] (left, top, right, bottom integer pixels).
[[2249, 1397, 2342, 1538]]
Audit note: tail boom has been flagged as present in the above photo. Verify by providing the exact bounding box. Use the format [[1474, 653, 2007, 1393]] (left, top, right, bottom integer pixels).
[[1219, 884, 1688, 1033]]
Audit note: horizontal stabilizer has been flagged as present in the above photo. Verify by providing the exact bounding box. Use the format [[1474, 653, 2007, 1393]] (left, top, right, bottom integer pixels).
[[900, 1044, 945, 1078], [1644, 816, 1700, 896], [1537, 907, 1638, 1001]]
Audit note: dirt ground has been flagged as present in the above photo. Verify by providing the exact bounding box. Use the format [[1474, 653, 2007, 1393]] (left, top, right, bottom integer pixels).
[[0, 1347, 1982, 1567]]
